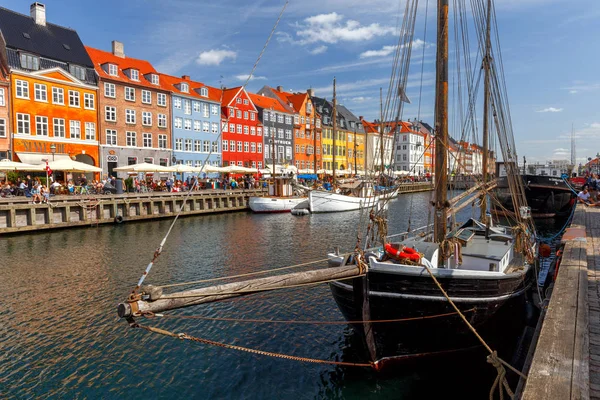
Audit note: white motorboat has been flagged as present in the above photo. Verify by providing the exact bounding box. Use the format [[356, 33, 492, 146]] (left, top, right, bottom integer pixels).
[[249, 177, 307, 213], [308, 181, 380, 213]]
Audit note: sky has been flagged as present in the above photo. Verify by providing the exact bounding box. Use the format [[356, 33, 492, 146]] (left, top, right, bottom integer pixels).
[[4, 0, 600, 165]]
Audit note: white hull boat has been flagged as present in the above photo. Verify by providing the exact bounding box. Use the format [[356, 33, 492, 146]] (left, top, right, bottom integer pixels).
[[308, 190, 380, 213], [249, 196, 307, 213]]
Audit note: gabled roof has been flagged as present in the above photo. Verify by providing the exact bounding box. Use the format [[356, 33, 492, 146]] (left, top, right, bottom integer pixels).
[[221, 86, 257, 111], [256, 86, 296, 113], [85, 46, 168, 91], [158, 73, 222, 103], [0, 6, 93, 67], [247, 92, 290, 113]]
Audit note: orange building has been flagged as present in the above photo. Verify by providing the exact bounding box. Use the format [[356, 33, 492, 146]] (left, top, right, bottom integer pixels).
[[0, 3, 99, 166]]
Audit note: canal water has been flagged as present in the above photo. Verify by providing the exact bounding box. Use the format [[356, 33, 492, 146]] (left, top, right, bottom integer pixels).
[[0, 192, 564, 399]]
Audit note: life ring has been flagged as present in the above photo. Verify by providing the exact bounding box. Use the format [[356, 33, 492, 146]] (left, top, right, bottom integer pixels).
[[384, 243, 421, 262], [114, 215, 124, 224]]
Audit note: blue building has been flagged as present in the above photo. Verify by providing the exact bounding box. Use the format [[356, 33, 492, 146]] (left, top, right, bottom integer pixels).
[[160, 74, 222, 178]]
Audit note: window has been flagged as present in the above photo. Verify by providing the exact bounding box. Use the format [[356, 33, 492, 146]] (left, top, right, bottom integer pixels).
[[200, 87, 208, 97], [237, 98, 242, 104], [222, 140, 228, 152], [211, 122, 218, 134], [84, 93, 95, 109], [270, 113, 276, 122], [285, 129, 292, 140], [158, 114, 167, 128], [151, 74, 159, 85], [174, 117, 182, 129], [251, 143, 256, 153], [181, 83, 189, 93], [222, 122, 228, 132], [184, 119, 192, 130], [250, 127, 256, 135], [173, 98, 181, 109], [237, 141, 243, 152], [229, 108, 235, 117], [130, 69, 139, 81], [212, 141, 218, 152], [69, 90, 80, 107], [236, 124, 242, 134], [250, 112, 255, 121], [0, 119, 5, 137], [70, 120, 81, 139], [20, 53, 39, 70], [236, 110, 242, 118], [191, 101, 199, 112], [36, 116, 48, 136], [230, 123, 235, 132], [158, 134, 167, 149], [53, 118, 65, 138], [16, 113, 30, 134], [278, 128, 284, 139], [104, 83, 116, 98], [128, 157, 138, 165], [184, 100, 191, 115], [51, 87, 64, 105], [243, 126, 249, 135], [277, 115, 284, 123], [125, 87, 135, 101], [106, 129, 117, 145], [211, 104, 218, 115], [257, 127, 262, 136], [34, 83, 47, 101], [157, 93, 167, 107], [0, 88, 4, 106], [175, 138, 182, 151], [203, 141, 210, 153], [243, 111, 248, 120], [142, 90, 151, 104], [126, 131, 137, 146], [109, 64, 118, 76], [194, 140, 201, 152], [193, 120, 201, 131], [203, 104, 209, 118], [143, 133, 152, 147], [85, 122, 96, 140], [125, 109, 136, 124], [285, 116, 292, 125], [258, 143, 262, 153], [141, 112, 152, 126], [16, 80, 29, 98], [230, 140, 236, 152], [203, 122, 209, 132], [69, 65, 86, 81]]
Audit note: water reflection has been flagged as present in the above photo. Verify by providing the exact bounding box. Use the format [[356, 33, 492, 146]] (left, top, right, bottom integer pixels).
[[1, 192, 520, 399]]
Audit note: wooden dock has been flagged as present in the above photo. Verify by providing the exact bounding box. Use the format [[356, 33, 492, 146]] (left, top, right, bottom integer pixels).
[[521, 205, 598, 399], [0, 189, 266, 234]]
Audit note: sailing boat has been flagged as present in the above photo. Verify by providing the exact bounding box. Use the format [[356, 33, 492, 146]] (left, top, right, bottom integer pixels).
[[308, 78, 383, 213], [327, 0, 537, 357]]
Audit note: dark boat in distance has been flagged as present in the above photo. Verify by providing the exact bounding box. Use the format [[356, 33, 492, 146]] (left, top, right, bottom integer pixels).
[[493, 162, 576, 218]]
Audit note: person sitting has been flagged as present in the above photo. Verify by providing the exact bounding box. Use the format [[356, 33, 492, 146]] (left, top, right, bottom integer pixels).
[[578, 188, 593, 205], [67, 181, 75, 194], [50, 180, 61, 195], [40, 185, 50, 204], [1, 182, 12, 197], [31, 182, 42, 204], [17, 180, 26, 196]]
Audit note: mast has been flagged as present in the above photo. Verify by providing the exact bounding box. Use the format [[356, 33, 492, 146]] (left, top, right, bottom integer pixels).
[[364, 119, 369, 174], [354, 126, 358, 175], [480, 0, 491, 223], [433, 0, 449, 244], [332, 77, 337, 183], [271, 107, 276, 175], [379, 88, 385, 174], [313, 98, 318, 175]]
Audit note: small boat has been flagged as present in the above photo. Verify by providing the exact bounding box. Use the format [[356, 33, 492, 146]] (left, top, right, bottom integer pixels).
[[249, 177, 307, 213], [308, 180, 380, 213]]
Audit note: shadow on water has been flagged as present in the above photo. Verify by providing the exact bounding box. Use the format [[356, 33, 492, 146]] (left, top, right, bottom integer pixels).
[[0, 191, 556, 399]]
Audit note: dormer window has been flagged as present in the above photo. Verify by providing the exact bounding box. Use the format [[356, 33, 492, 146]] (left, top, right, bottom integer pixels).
[[236, 98, 242, 104], [181, 83, 189, 93], [130, 69, 139, 81], [20, 53, 39, 70], [69, 64, 86, 81], [200, 87, 208, 97], [108, 64, 118, 76], [151, 74, 159, 85]]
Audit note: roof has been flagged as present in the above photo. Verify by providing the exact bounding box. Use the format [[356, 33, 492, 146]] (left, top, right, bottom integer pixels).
[[85, 46, 167, 91], [221, 86, 243, 107], [158, 73, 222, 103], [247, 92, 289, 113], [0, 6, 93, 67], [256, 86, 296, 113]]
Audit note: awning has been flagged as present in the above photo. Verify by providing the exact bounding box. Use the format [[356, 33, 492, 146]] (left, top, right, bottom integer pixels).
[[17, 152, 72, 165]]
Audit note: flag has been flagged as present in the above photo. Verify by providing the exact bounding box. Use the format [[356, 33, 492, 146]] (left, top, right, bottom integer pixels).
[[45, 161, 52, 176]]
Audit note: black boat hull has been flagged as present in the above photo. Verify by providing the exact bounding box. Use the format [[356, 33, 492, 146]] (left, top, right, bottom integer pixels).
[[329, 267, 533, 357]]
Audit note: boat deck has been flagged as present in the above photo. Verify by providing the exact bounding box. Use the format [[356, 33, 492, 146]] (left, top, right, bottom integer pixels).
[[521, 205, 598, 399]]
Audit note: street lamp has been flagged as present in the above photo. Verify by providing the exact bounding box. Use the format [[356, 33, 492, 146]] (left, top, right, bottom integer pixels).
[[50, 143, 56, 161]]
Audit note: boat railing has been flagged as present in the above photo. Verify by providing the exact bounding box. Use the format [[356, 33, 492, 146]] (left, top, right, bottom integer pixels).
[[386, 224, 433, 241]]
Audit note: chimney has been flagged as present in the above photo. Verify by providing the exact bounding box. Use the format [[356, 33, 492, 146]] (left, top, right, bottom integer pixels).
[[182, 75, 190, 81], [30, 2, 46, 26], [112, 40, 125, 58], [359, 116, 363, 120], [277, 85, 284, 92], [307, 88, 315, 97]]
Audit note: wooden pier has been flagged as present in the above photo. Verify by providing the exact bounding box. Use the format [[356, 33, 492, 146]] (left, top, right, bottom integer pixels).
[[521, 205, 597, 399], [0, 189, 266, 234]]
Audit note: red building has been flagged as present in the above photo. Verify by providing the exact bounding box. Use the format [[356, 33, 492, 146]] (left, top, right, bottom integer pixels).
[[220, 87, 263, 169]]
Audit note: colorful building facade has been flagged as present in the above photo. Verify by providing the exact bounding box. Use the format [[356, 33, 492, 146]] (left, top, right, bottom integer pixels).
[[86, 42, 172, 177], [0, 3, 99, 166], [220, 87, 263, 169], [0, 74, 10, 160], [160, 73, 221, 174]]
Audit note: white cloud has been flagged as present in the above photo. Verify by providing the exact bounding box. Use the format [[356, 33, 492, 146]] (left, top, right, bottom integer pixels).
[[310, 45, 328, 55], [536, 107, 563, 113], [196, 49, 237, 66], [287, 12, 395, 45], [235, 74, 267, 81], [350, 96, 373, 103], [360, 39, 433, 58], [563, 82, 600, 93], [569, 90, 578, 94]]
